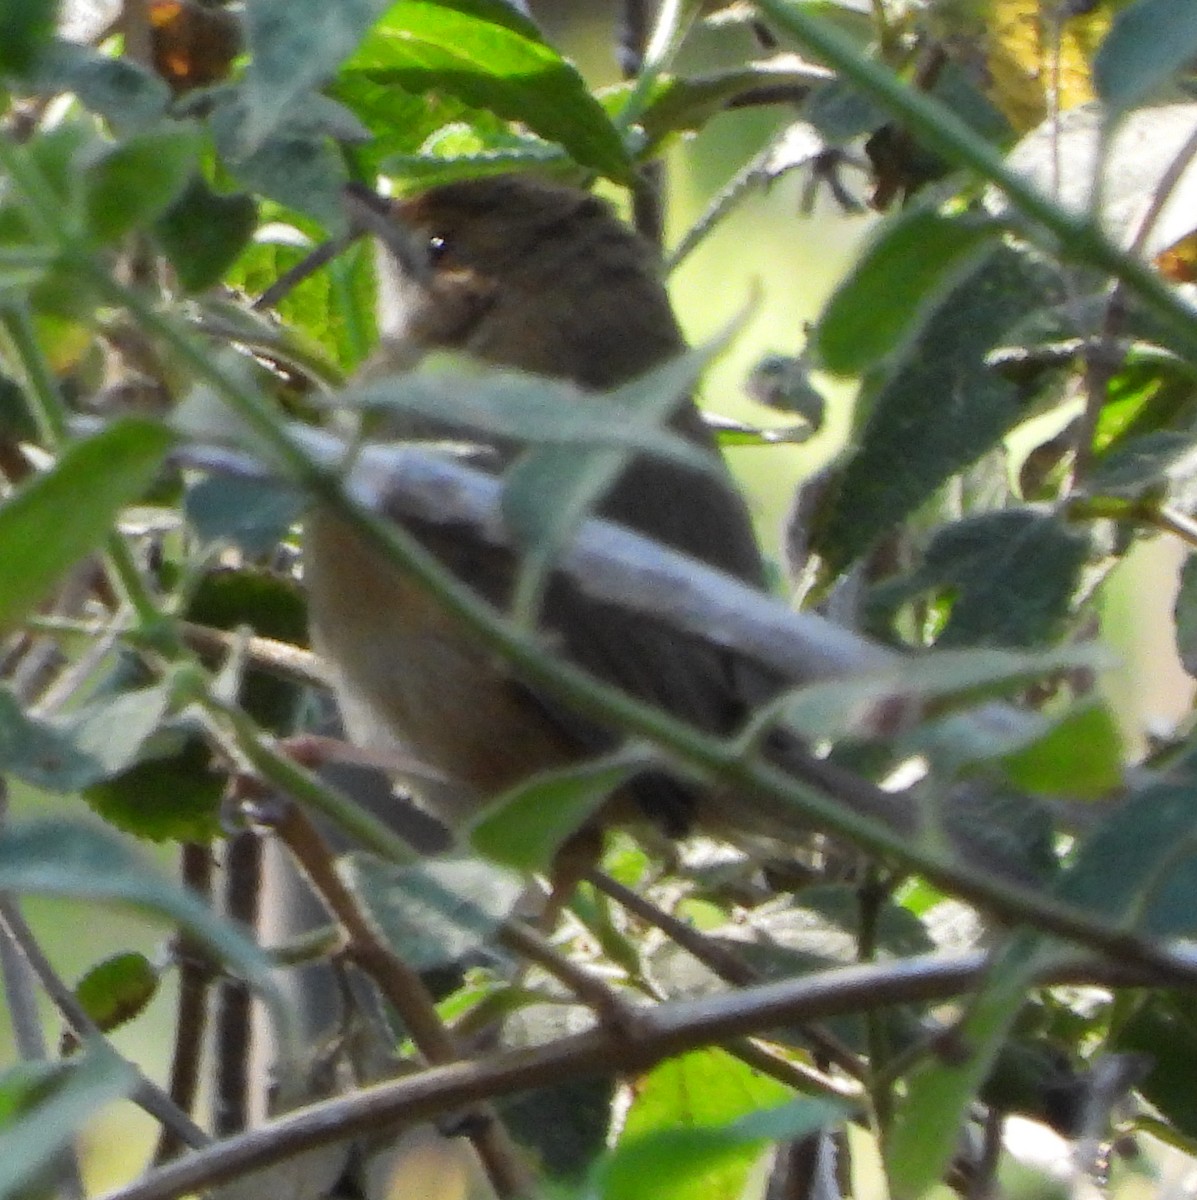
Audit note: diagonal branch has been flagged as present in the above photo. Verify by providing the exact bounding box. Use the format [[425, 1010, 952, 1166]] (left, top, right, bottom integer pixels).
[[95, 947, 1191, 1200]]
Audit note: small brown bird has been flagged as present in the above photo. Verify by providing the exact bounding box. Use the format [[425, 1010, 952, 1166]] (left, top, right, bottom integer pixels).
[[304, 174, 768, 842]]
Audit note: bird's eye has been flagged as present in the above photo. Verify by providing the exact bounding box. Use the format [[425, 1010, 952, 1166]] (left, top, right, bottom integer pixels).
[[427, 234, 448, 265]]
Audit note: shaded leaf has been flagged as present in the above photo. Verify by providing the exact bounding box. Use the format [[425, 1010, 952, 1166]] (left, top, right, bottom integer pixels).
[[29, 41, 171, 133], [0, 820, 279, 1001], [812, 244, 1064, 573], [497, 1074, 616, 1179], [650, 890, 937, 1055], [0, 418, 172, 632], [210, 94, 352, 227], [1114, 992, 1197, 1139], [1056, 781, 1197, 937], [339, 852, 523, 970], [81, 126, 202, 244], [0, 688, 99, 791], [1087, 430, 1197, 501], [85, 735, 223, 843], [866, 510, 1091, 649], [185, 474, 303, 556], [1095, 0, 1197, 112], [0, 0, 56, 77], [155, 176, 258, 293], [470, 751, 648, 872], [0, 1049, 138, 1200], [242, 0, 391, 149], [184, 566, 308, 733]]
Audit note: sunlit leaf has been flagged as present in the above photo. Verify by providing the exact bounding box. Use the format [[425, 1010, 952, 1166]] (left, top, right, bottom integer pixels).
[[815, 205, 999, 375]]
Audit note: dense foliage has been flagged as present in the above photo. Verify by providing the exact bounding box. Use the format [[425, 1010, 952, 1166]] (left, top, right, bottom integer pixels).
[[2, 1, 1197, 1198]]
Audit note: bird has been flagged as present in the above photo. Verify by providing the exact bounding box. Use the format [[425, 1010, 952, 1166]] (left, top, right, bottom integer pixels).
[[302, 173, 773, 851]]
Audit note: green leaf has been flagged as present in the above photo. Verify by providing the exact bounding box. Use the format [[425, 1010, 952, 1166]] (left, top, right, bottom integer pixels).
[[81, 126, 202, 244], [349, 1, 631, 181], [154, 177, 258, 293], [1000, 701, 1123, 799], [1095, 0, 1197, 112], [1092, 350, 1197, 457], [210, 94, 351, 228], [0, 418, 173, 633], [815, 205, 998, 375], [598, 1096, 846, 1200], [0, 0, 56, 76], [812, 243, 1064, 573], [380, 124, 566, 183], [775, 643, 1110, 743], [229, 232, 376, 370], [72, 952, 159, 1039], [609, 1049, 799, 1200], [242, 0, 393, 148], [0, 1049, 138, 1199], [469, 751, 648, 871], [339, 852, 524, 969], [0, 819, 280, 1003], [1056, 782, 1197, 937], [866, 510, 1091, 649], [342, 368, 721, 477], [888, 934, 1041, 1199], [1114, 993, 1197, 1139], [0, 688, 99, 791], [85, 735, 223, 843], [30, 40, 171, 133]]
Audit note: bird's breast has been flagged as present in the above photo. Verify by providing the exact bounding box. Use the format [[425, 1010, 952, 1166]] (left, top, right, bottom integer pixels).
[[304, 511, 582, 827]]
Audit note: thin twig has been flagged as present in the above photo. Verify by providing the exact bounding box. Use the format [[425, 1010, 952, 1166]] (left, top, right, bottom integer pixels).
[[265, 799, 534, 1200], [93, 948, 1190, 1200], [587, 868, 863, 1078], [213, 830, 261, 1138], [154, 844, 216, 1165], [496, 918, 642, 1033]]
